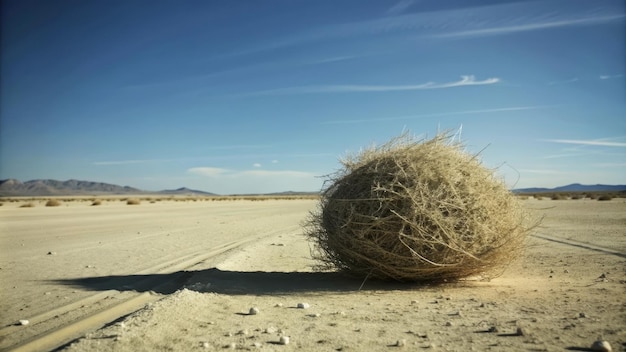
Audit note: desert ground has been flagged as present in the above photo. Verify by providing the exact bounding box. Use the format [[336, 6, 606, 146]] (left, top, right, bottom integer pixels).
[[0, 197, 624, 352]]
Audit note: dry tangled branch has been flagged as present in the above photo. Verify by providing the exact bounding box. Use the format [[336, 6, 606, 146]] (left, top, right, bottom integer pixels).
[[305, 132, 532, 282]]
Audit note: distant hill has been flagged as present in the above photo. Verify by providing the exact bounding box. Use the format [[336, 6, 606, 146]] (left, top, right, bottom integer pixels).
[[0, 179, 143, 196], [2, 179, 623, 197], [0, 179, 219, 197], [158, 187, 216, 196], [513, 183, 626, 194]]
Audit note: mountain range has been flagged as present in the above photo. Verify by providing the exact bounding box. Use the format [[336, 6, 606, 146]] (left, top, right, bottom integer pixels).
[[1, 179, 624, 197], [0, 179, 215, 197], [512, 183, 626, 194]]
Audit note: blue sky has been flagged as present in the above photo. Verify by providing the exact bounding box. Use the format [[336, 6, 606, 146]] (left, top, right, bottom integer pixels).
[[1, 0, 625, 194]]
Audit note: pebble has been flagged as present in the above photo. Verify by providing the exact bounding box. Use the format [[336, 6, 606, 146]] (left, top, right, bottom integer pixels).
[[274, 303, 283, 307], [579, 312, 586, 318], [237, 329, 248, 335], [18, 320, 29, 326], [201, 342, 210, 349], [47, 251, 56, 255], [590, 340, 612, 352], [395, 339, 407, 347], [516, 326, 526, 336], [445, 321, 452, 327], [253, 342, 262, 348], [297, 303, 310, 309], [279, 336, 290, 345], [249, 307, 259, 315], [264, 326, 277, 334]]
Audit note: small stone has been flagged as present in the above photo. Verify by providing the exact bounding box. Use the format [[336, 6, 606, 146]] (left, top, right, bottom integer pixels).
[[47, 251, 56, 255], [237, 329, 248, 335], [297, 303, 310, 309], [590, 340, 612, 352], [488, 326, 498, 333], [564, 269, 569, 273], [445, 321, 452, 326], [396, 339, 407, 347], [279, 336, 290, 345], [253, 342, 262, 348], [264, 326, 277, 334], [410, 300, 418, 304], [201, 342, 210, 348], [225, 342, 237, 349], [308, 313, 321, 318], [249, 307, 259, 315], [274, 303, 283, 307], [516, 326, 526, 336], [579, 312, 586, 318], [18, 319, 29, 326]]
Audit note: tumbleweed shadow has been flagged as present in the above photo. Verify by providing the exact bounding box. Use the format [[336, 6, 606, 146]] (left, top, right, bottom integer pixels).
[[50, 268, 432, 295]]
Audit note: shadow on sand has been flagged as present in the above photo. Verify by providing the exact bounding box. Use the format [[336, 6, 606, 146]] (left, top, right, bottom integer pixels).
[[50, 268, 441, 295]]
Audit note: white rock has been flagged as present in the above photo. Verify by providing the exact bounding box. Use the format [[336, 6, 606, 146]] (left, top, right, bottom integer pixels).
[[396, 339, 407, 347], [279, 336, 290, 345], [297, 303, 310, 309], [590, 340, 612, 352], [18, 320, 29, 326], [265, 326, 277, 334], [249, 307, 259, 315]]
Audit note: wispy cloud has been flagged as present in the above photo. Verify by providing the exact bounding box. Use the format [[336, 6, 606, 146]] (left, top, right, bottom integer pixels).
[[600, 74, 625, 80], [386, 0, 416, 16], [544, 139, 626, 147], [93, 159, 173, 166], [434, 14, 625, 39], [253, 163, 262, 168], [323, 105, 554, 125], [187, 167, 315, 179], [243, 75, 499, 96], [187, 167, 230, 177]]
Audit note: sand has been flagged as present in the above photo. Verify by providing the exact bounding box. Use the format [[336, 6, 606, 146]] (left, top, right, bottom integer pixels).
[[0, 198, 624, 351]]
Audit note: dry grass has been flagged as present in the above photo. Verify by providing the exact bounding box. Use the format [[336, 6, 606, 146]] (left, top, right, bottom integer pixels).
[[126, 199, 141, 205], [305, 132, 533, 282], [45, 199, 62, 207]]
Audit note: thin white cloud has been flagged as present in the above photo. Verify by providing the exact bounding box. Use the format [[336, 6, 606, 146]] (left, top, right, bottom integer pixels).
[[323, 105, 553, 125], [271, 160, 279, 164], [544, 139, 626, 147], [600, 74, 624, 80], [187, 167, 230, 177], [435, 14, 625, 39], [253, 163, 262, 168], [244, 75, 499, 96], [93, 159, 173, 166], [238, 170, 314, 178], [386, 0, 415, 16], [187, 167, 316, 179]]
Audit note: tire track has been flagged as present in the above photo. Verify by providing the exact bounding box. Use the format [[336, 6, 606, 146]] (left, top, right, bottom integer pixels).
[[531, 233, 626, 258], [0, 236, 261, 352]]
